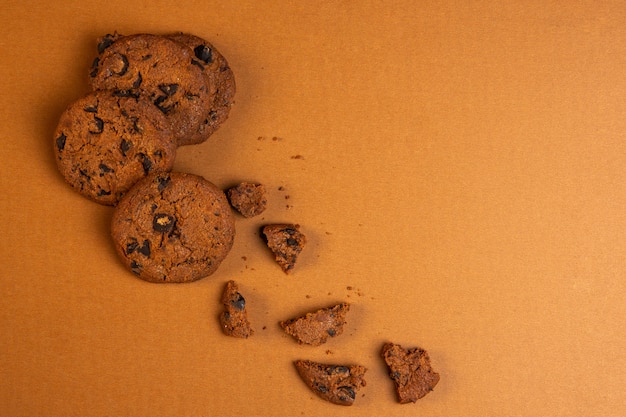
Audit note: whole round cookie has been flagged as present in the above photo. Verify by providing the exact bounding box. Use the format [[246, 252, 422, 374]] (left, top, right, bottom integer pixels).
[[111, 172, 236, 283], [89, 33, 212, 146], [167, 32, 236, 146], [53, 90, 176, 205]]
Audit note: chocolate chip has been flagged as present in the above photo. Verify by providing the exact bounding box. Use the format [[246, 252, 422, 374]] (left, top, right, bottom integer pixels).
[[89, 57, 100, 77], [191, 59, 205, 71], [89, 116, 104, 134], [154, 95, 173, 114], [327, 328, 336, 337], [97, 35, 116, 54], [137, 240, 151, 257], [230, 293, 246, 311], [284, 227, 297, 235], [140, 153, 152, 174], [113, 90, 139, 98], [286, 237, 298, 247], [153, 213, 175, 233], [193, 44, 213, 64], [132, 72, 143, 89], [97, 189, 111, 196], [83, 104, 98, 113], [316, 384, 329, 393], [112, 53, 129, 76], [328, 366, 349, 375], [157, 174, 171, 192], [126, 240, 139, 254], [120, 139, 132, 156], [55, 133, 66, 152], [79, 169, 91, 181], [130, 260, 142, 275], [158, 83, 179, 96], [338, 386, 355, 401], [98, 163, 113, 174]]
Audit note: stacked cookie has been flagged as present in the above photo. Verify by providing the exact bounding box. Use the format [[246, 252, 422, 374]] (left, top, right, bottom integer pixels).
[[53, 32, 236, 282]]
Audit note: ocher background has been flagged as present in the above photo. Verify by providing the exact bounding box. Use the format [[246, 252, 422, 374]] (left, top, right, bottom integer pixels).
[[1, 1, 625, 416]]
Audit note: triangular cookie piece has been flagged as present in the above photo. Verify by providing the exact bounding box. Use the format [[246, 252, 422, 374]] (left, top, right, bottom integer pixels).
[[262, 224, 306, 273], [280, 303, 349, 346], [381, 342, 440, 403], [219, 280, 254, 338], [294, 360, 367, 406]]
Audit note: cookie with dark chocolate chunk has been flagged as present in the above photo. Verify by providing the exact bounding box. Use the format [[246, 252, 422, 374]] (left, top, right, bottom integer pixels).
[[53, 90, 175, 205], [110, 172, 235, 283], [219, 280, 254, 338], [167, 32, 236, 146], [280, 303, 349, 346], [294, 360, 367, 406], [262, 224, 306, 273], [89, 33, 212, 146], [227, 182, 267, 218], [381, 342, 440, 403]]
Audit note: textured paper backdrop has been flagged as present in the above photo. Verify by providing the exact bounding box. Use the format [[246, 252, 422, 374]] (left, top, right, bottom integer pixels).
[[1, 1, 625, 416]]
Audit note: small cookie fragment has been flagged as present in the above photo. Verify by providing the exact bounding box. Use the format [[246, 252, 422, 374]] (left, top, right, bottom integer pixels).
[[381, 342, 440, 403], [294, 360, 366, 406], [219, 280, 254, 338], [227, 182, 267, 218], [280, 303, 349, 346], [262, 224, 306, 273]]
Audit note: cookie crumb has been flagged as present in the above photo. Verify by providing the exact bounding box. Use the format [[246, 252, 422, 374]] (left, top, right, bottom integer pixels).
[[290, 154, 304, 159]]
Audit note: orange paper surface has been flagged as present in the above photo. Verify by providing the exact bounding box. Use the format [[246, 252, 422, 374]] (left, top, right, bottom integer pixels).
[[1, 1, 625, 416]]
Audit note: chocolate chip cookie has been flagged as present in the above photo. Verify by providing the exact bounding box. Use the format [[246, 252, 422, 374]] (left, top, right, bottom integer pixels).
[[280, 303, 350, 346], [53, 90, 175, 205], [219, 280, 254, 338], [110, 172, 235, 283], [381, 342, 440, 403], [89, 33, 212, 146], [294, 360, 367, 406], [167, 32, 236, 146]]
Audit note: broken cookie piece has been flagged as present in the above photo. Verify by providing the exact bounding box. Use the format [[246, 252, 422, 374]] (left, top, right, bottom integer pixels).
[[262, 224, 306, 273], [219, 280, 254, 338], [381, 342, 440, 403], [280, 303, 349, 346], [294, 360, 367, 406], [226, 182, 267, 218]]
